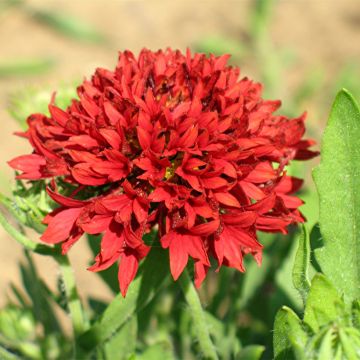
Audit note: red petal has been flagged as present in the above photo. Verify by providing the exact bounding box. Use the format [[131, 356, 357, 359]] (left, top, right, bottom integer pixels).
[[118, 252, 139, 297], [245, 162, 276, 183], [239, 181, 265, 200], [201, 177, 228, 189], [80, 215, 112, 234], [8, 154, 46, 179], [194, 262, 208, 288], [222, 211, 257, 227], [191, 220, 220, 236], [48, 105, 69, 127], [137, 126, 151, 150], [41, 207, 83, 244], [47, 187, 88, 208], [213, 192, 240, 207]]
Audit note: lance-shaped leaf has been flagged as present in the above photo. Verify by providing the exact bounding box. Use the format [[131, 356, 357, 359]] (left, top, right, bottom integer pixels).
[[236, 345, 265, 360], [273, 306, 308, 360], [303, 274, 346, 333], [77, 247, 169, 354], [313, 89, 360, 304], [292, 225, 311, 306]]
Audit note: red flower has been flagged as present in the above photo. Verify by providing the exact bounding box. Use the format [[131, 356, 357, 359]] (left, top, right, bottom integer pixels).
[[9, 49, 318, 296]]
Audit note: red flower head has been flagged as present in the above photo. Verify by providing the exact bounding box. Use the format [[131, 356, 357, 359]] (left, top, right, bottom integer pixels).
[[9, 49, 318, 296]]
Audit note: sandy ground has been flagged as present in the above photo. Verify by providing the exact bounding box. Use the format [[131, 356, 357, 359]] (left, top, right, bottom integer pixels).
[[0, 0, 360, 308]]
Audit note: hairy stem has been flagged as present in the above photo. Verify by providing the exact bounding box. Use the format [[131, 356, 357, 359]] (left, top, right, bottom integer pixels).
[[0, 210, 56, 256], [55, 254, 88, 350], [178, 269, 218, 360]]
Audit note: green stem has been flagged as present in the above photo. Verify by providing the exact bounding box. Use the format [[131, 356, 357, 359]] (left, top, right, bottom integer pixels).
[[0, 210, 58, 256], [55, 254, 88, 339], [179, 269, 218, 360]]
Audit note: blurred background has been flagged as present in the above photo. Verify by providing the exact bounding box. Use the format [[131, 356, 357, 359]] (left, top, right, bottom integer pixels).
[[0, 0, 360, 336]]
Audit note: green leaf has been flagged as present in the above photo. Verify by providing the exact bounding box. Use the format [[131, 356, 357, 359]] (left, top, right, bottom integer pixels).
[[236, 249, 271, 311], [0, 181, 50, 233], [205, 312, 241, 359], [292, 225, 311, 306], [102, 316, 137, 360], [193, 37, 245, 59], [317, 329, 334, 360], [0, 305, 36, 342], [352, 299, 360, 329], [20, 252, 62, 335], [274, 233, 303, 312], [313, 89, 360, 304], [273, 306, 308, 360], [309, 224, 323, 273], [78, 247, 169, 354], [136, 341, 175, 360], [0, 345, 22, 360], [8, 84, 77, 129], [236, 345, 265, 360], [339, 328, 360, 359], [303, 274, 344, 332], [250, 0, 275, 43], [30, 9, 105, 43], [0, 58, 54, 78]]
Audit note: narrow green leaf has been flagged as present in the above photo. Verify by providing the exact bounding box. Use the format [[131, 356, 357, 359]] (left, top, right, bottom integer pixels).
[[8, 84, 77, 129], [31, 9, 105, 43], [102, 316, 137, 360], [205, 312, 241, 359], [236, 345, 265, 360], [78, 247, 169, 354], [333, 342, 343, 360], [352, 300, 360, 328], [339, 328, 359, 359], [193, 37, 246, 59], [178, 270, 218, 360], [251, 0, 275, 42], [20, 252, 62, 335], [0, 346, 21, 360], [275, 233, 303, 311], [305, 326, 331, 359], [309, 224, 323, 273], [0, 58, 54, 78], [292, 225, 311, 306], [317, 329, 334, 360], [273, 306, 308, 360], [313, 89, 360, 304], [235, 250, 271, 311], [136, 341, 175, 360], [303, 274, 343, 332]]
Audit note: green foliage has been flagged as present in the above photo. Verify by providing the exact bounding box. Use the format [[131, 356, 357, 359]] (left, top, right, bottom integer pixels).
[[292, 225, 311, 306], [0, 181, 51, 233], [236, 345, 265, 360], [0, 58, 54, 78], [274, 90, 360, 360], [313, 89, 360, 304], [273, 306, 308, 359], [30, 9, 106, 43], [78, 247, 170, 356], [194, 36, 246, 61], [2, 9, 360, 355], [8, 84, 78, 129]]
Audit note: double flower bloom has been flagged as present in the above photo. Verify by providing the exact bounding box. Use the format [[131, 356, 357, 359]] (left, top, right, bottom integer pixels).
[[9, 49, 317, 296]]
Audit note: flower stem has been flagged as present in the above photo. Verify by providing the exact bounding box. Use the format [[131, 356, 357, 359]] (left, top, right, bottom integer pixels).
[[178, 269, 218, 360], [0, 210, 57, 255], [55, 254, 88, 341]]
